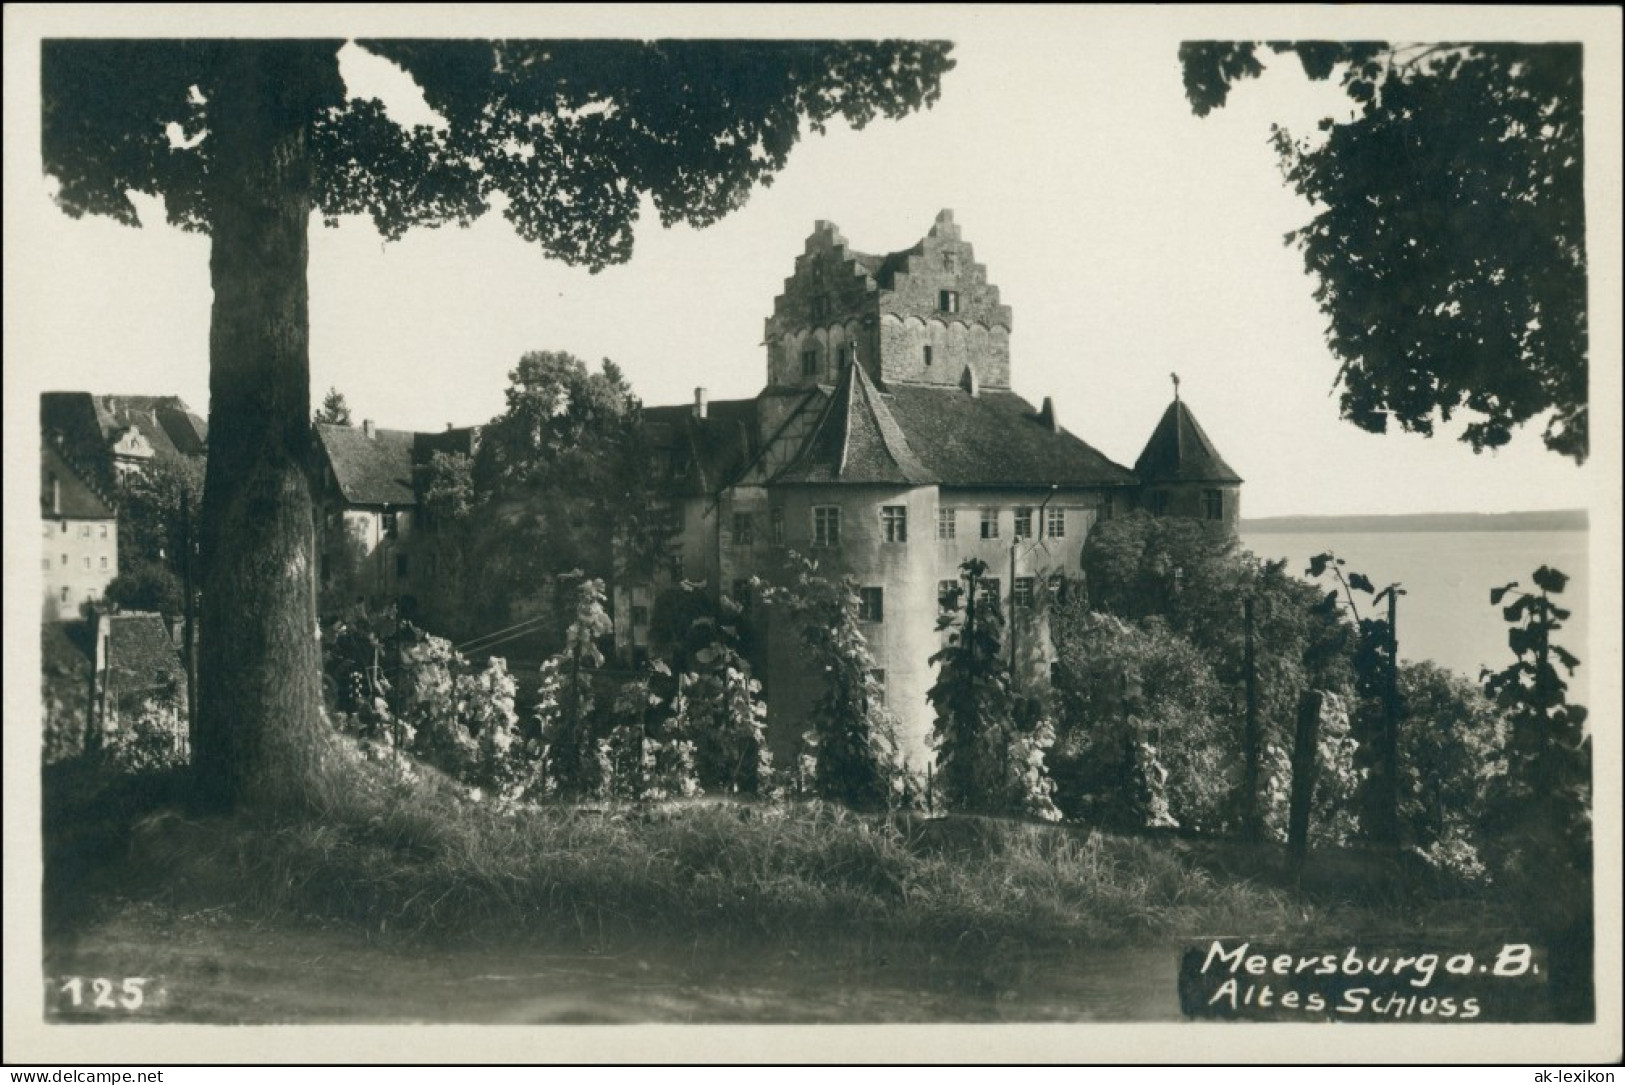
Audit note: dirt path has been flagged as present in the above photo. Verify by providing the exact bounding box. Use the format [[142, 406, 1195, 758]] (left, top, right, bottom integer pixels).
[[43, 904, 1180, 1025]]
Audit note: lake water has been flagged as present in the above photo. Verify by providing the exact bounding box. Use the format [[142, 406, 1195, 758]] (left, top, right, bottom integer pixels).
[[1239, 530, 1591, 702]]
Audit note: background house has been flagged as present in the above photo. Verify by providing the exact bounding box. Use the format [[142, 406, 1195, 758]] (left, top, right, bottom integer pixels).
[[40, 436, 118, 621]]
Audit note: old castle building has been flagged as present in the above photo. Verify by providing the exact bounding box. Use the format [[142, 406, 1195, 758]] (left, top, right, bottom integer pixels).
[[638, 210, 1241, 766]]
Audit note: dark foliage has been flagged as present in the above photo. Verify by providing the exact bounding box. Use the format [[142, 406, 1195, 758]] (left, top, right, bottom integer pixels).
[[1181, 41, 1587, 460]]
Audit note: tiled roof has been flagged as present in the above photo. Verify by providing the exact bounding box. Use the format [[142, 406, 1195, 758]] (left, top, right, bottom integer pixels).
[[93, 395, 208, 459], [1133, 399, 1242, 484], [105, 612, 184, 693], [42, 439, 116, 520], [644, 399, 760, 497], [775, 363, 934, 485], [316, 424, 418, 507], [885, 384, 1138, 488]]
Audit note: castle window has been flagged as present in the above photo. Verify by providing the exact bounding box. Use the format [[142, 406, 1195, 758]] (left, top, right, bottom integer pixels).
[[939, 290, 959, 314], [980, 508, 1000, 539], [1150, 492, 1170, 517], [942, 252, 957, 272], [383, 511, 398, 538], [732, 512, 755, 546], [923, 345, 933, 367], [1100, 494, 1115, 521], [100, 556, 109, 571], [1046, 506, 1066, 539], [838, 345, 851, 367], [938, 579, 957, 613], [83, 556, 91, 571], [60, 554, 68, 566], [881, 506, 908, 543], [936, 507, 956, 540], [1204, 489, 1224, 521], [631, 605, 650, 627], [61, 587, 70, 604], [977, 577, 1001, 609], [1013, 576, 1035, 607], [1014, 507, 1033, 539], [858, 587, 884, 623], [396, 554, 409, 578], [60, 522, 68, 534], [813, 506, 841, 548], [771, 506, 786, 545]]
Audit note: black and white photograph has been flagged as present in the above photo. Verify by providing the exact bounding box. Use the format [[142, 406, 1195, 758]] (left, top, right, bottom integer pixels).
[[4, 4, 1620, 1066]]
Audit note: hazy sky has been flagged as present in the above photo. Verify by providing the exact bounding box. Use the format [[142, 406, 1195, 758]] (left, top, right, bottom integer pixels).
[[10, 8, 1617, 519]]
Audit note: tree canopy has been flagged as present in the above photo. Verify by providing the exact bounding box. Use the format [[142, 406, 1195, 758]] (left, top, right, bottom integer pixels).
[[44, 39, 955, 269], [1180, 42, 1587, 461], [40, 38, 954, 811]]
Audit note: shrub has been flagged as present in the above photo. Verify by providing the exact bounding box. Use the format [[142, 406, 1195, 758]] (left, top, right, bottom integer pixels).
[[929, 559, 1059, 820], [1050, 610, 1234, 831]]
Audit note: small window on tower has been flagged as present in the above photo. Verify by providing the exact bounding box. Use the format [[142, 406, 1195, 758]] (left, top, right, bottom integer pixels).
[[383, 511, 398, 538], [1204, 489, 1224, 521], [858, 587, 884, 623], [939, 290, 959, 313], [802, 349, 817, 377], [923, 345, 933, 367]]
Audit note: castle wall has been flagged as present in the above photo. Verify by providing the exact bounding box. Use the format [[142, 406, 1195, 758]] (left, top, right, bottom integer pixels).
[[878, 316, 1010, 389], [753, 483, 940, 768], [1144, 482, 1241, 528]]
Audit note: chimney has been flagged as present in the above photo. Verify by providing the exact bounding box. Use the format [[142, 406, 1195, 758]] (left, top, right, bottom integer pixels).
[[362, 419, 375, 439], [1040, 396, 1059, 432], [445, 422, 454, 432], [694, 387, 708, 420]]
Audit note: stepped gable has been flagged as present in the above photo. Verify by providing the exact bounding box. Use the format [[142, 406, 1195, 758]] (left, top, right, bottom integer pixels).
[[775, 361, 935, 486], [93, 395, 208, 459], [884, 385, 1138, 488], [1133, 397, 1242, 484], [765, 220, 884, 339], [874, 209, 1011, 334], [316, 423, 418, 507], [643, 397, 760, 497]]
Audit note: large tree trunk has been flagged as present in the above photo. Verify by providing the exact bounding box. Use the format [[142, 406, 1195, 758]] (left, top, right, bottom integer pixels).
[[192, 45, 334, 812]]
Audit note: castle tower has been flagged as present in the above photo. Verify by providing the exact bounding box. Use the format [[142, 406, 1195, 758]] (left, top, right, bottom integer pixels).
[[1133, 380, 1243, 526], [763, 210, 1013, 396]]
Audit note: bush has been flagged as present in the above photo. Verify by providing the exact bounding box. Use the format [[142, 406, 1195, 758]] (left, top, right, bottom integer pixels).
[[1050, 610, 1234, 832], [1396, 662, 1508, 882]]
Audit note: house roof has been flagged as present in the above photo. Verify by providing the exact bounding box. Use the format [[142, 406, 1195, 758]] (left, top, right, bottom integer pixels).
[[42, 438, 116, 520], [775, 362, 935, 485], [104, 612, 184, 693], [643, 398, 760, 497], [884, 384, 1138, 489], [315, 424, 418, 507], [1133, 398, 1242, 484], [92, 395, 208, 459]]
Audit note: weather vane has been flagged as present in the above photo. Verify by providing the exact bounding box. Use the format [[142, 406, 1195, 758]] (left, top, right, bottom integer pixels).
[[1171, 372, 1181, 400]]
